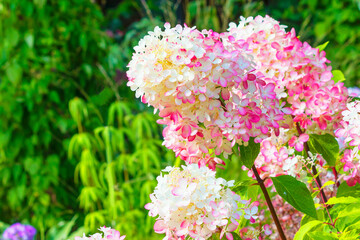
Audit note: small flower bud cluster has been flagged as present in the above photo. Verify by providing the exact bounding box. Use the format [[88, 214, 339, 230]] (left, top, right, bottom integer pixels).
[[74, 226, 125, 240], [335, 100, 360, 186], [145, 164, 256, 240]]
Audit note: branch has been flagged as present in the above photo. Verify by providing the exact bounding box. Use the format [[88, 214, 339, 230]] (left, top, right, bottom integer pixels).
[[251, 165, 287, 240]]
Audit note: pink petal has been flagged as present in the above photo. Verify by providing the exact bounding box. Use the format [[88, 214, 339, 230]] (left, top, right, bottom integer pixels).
[[288, 136, 297, 147], [226, 233, 233, 240], [271, 42, 281, 50], [295, 142, 304, 152], [181, 125, 191, 138], [298, 133, 309, 142], [154, 220, 166, 233]]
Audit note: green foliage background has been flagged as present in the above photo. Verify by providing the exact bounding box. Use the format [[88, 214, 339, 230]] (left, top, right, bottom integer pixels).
[[0, 0, 358, 239]]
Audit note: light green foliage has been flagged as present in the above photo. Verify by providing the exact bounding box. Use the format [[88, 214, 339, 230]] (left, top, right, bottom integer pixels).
[[271, 175, 317, 218], [294, 220, 323, 240], [68, 98, 174, 239], [297, 195, 360, 239], [332, 70, 346, 83], [0, 0, 171, 239]]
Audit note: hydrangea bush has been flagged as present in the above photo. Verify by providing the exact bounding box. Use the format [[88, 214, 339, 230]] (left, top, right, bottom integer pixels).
[[125, 15, 360, 240]]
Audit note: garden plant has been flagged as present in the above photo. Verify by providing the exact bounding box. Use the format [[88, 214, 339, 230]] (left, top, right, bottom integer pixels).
[[125, 15, 359, 239], [1, 1, 360, 240]]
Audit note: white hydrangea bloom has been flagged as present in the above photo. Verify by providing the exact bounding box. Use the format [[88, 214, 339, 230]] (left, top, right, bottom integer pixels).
[[145, 164, 254, 240]]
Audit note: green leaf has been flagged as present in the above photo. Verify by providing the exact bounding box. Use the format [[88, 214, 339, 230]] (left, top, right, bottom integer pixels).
[[307, 231, 338, 240], [301, 210, 325, 226], [6, 63, 22, 84], [237, 138, 260, 168], [326, 196, 360, 205], [294, 220, 323, 240], [272, 175, 317, 218], [336, 204, 360, 232], [316, 41, 329, 52], [332, 70, 345, 83], [307, 134, 339, 166], [337, 182, 360, 198], [230, 232, 243, 240], [231, 180, 257, 194], [321, 180, 335, 189]]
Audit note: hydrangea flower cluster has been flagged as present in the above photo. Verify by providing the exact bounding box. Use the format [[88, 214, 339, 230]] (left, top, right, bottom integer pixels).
[[74, 226, 125, 240], [127, 22, 290, 169], [127, 15, 355, 240], [145, 164, 256, 240], [2, 223, 36, 240], [127, 16, 349, 171], [335, 100, 360, 186], [228, 16, 348, 134]]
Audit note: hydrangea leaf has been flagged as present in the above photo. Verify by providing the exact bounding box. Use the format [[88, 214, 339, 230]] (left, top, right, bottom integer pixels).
[[337, 182, 360, 198], [307, 231, 338, 240], [326, 196, 360, 205], [294, 220, 323, 240], [271, 175, 317, 219], [238, 137, 260, 168], [335, 204, 360, 232], [332, 70, 346, 83], [307, 134, 339, 166]]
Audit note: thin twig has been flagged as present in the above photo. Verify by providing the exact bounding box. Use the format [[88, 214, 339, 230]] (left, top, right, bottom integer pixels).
[[295, 123, 328, 204], [303, 163, 335, 226], [97, 63, 121, 101]]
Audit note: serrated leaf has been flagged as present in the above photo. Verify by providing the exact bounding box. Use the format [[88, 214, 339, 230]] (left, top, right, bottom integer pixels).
[[307, 134, 339, 166], [332, 70, 345, 83], [238, 138, 260, 168], [327, 196, 360, 205], [294, 220, 323, 240], [272, 175, 317, 218]]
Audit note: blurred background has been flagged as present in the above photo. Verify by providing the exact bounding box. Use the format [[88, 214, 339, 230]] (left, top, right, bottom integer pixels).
[[0, 0, 359, 239]]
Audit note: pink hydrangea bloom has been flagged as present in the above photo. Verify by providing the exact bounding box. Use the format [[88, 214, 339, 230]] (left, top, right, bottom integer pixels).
[[228, 15, 348, 134], [75, 226, 125, 240], [145, 164, 257, 240], [335, 100, 360, 186]]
